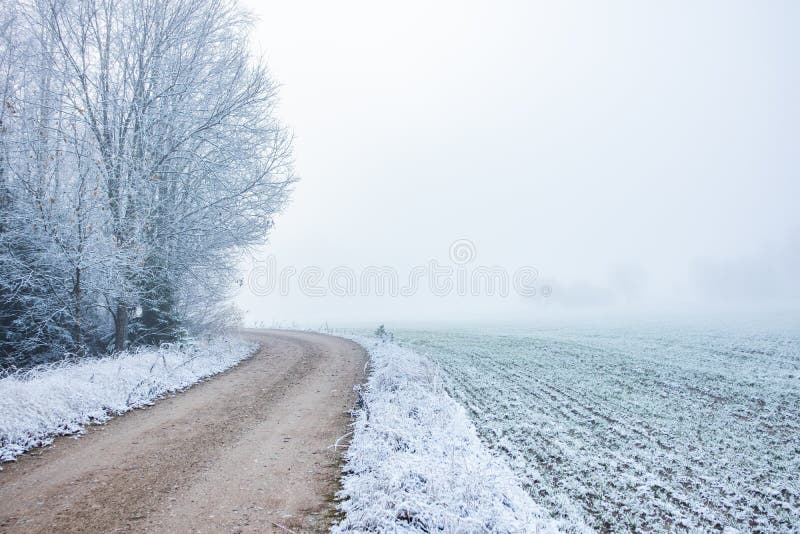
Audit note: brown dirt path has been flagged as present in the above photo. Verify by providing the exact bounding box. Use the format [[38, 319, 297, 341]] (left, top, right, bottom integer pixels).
[[0, 330, 367, 533]]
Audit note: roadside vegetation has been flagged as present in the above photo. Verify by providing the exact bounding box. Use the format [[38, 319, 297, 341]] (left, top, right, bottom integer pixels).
[[0, 336, 256, 462], [333, 333, 567, 532]]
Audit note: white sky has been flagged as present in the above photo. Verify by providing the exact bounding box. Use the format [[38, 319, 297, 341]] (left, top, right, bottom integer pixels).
[[236, 0, 800, 327]]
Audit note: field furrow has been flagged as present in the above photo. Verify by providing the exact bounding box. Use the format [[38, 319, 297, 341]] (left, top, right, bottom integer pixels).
[[398, 325, 800, 532]]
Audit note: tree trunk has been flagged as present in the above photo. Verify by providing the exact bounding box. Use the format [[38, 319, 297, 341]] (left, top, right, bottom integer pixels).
[[114, 302, 128, 352], [73, 267, 83, 357]]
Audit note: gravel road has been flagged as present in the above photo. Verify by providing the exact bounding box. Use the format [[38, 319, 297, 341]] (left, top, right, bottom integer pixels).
[[0, 330, 366, 533]]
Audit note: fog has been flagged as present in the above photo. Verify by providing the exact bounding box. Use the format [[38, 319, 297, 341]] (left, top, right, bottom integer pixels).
[[237, 0, 800, 327]]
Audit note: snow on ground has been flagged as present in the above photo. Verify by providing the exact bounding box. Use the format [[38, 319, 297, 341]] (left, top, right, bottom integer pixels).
[[394, 326, 800, 532], [332, 335, 570, 533], [0, 337, 256, 463]]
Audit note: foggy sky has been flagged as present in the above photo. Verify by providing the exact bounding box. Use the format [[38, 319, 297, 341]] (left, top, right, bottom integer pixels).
[[236, 0, 800, 327]]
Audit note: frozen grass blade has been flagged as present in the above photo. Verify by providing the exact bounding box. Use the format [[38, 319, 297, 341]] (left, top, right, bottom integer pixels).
[[0, 337, 257, 463]]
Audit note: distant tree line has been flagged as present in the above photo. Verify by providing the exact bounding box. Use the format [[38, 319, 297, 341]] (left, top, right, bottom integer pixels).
[[0, 0, 294, 367]]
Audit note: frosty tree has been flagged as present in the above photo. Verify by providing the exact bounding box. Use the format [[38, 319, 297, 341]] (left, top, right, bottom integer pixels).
[[0, 0, 294, 366]]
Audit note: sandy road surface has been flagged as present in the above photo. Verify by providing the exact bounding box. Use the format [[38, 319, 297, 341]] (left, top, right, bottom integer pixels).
[[0, 330, 367, 533]]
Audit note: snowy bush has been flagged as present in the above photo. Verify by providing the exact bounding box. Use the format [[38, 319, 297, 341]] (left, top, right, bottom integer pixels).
[[0, 337, 256, 462], [332, 335, 570, 533]]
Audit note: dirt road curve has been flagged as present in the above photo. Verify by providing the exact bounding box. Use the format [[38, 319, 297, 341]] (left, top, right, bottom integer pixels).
[[0, 330, 367, 533]]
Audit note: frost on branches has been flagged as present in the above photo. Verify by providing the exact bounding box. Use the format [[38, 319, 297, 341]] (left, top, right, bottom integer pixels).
[[0, 0, 294, 368], [332, 335, 568, 533]]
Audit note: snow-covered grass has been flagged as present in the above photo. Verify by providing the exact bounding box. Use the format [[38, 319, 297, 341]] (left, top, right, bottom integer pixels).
[[332, 335, 569, 533], [0, 337, 257, 463], [394, 325, 800, 532]]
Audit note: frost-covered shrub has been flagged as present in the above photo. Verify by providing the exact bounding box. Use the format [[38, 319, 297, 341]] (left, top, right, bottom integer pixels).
[[332, 336, 569, 533], [374, 324, 393, 341]]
